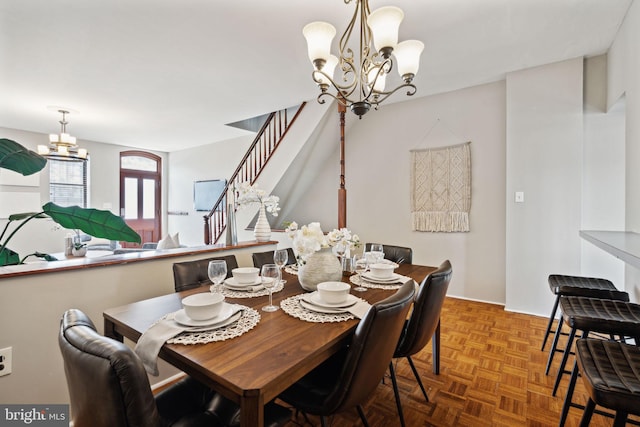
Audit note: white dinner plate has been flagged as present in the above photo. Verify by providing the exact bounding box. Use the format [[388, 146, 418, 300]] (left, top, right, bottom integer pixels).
[[361, 272, 403, 283], [174, 303, 238, 327], [224, 277, 262, 287], [304, 292, 359, 309], [224, 283, 264, 291], [172, 311, 242, 332], [299, 299, 350, 314]]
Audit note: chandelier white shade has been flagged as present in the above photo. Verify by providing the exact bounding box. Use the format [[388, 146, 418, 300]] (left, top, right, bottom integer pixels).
[[366, 6, 403, 52], [37, 109, 88, 160], [303, 0, 423, 117], [395, 40, 424, 81], [303, 22, 337, 65]]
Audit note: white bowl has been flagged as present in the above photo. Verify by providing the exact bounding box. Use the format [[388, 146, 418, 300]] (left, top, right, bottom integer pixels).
[[232, 267, 259, 284], [317, 281, 351, 304], [369, 263, 395, 279], [182, 292, 225, 320]]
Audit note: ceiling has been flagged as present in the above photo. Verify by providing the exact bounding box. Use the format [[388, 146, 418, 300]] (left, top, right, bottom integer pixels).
[[0, 0, 632, 153]]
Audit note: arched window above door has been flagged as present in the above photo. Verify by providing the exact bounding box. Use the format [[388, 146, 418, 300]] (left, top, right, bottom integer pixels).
[[119, 151, 162, 247]]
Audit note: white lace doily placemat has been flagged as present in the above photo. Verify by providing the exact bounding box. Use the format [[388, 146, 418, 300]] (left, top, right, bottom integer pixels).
[[284, 265, 298, 275], [210, 281, 284, 299], [281, 294, 356, 323], [166, 306, 260, 344], [349, 274, 408, 290]]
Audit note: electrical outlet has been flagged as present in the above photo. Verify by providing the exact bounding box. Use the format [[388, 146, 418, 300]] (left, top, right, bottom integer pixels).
[[0, 347, 12, 376]]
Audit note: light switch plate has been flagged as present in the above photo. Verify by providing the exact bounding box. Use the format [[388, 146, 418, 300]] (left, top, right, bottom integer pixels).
[[515, 192, 524, 203]]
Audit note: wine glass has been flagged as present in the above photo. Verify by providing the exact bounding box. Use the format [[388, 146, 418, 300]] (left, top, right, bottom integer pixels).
[[273, 249, 288, 285], [369, 243, 384, 264], [208, 260, 227, 292], [352, 254, 368, 292], [261, 263, 280, 312]]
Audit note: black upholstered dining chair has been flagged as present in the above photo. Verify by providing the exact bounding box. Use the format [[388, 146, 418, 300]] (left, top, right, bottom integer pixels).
[[278, 281, 416, 426], [172, 255, 238, 292], [389, 260, 452, 427], [364, 243, 413, 264], [58, 309, 291, 427], [252, 248, 296, 269]]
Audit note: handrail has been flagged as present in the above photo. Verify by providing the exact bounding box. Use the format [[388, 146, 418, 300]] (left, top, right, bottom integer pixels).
[[203, 102, 306, 244]]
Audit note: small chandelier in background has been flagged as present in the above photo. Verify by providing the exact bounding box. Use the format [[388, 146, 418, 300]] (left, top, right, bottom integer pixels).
[[38, 109, 88, 161], [303, 0, 424, 118]]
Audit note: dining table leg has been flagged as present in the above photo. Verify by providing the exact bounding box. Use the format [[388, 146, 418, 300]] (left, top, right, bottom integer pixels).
[[104, 319, 123, 342], [241, 393, 264, 427]]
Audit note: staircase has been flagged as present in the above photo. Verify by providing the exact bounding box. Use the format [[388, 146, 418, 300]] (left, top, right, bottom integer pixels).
[[203, 103, 306, 244]]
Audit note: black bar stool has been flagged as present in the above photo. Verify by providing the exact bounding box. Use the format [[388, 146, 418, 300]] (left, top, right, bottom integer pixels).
[[559, 339, 640, 427], [542, 275, 619, 351], [547, 295, 640, 397]]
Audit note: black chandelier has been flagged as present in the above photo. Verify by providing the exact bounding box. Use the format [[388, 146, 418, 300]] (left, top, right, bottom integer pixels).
[[303, 0, 424, 118]]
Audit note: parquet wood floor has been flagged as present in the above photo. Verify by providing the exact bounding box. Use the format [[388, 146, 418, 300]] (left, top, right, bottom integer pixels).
[[281, 296, 638, 427]]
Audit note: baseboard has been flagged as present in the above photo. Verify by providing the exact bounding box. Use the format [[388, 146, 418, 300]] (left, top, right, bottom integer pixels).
[[151, 372, 187, 393]]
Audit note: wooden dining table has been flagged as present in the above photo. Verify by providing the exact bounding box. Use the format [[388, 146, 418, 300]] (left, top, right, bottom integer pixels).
[[103, 262, 437, 427]]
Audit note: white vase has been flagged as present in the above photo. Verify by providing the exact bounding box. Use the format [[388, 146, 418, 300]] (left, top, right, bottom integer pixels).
[[72, 246, 87, 257], [254, 203, 271, 242], [298, 247, 342, 291]]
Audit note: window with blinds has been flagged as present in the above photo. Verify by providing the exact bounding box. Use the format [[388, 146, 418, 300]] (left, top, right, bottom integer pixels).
[[49, 159, 88, 207]]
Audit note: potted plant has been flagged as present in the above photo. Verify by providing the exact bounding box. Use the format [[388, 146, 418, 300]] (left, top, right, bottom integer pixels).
[[70, 230, 88, 257], [0, 138, 140, 265]]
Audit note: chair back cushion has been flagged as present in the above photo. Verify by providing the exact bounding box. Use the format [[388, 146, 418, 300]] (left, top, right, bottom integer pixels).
[[395, 260, 452, 358], [364, 243, 413, 264], [172, 255, 238, 292], [252, 248, 296, 269], [58, 309, 160, 427], [325, 281, 415, 413]]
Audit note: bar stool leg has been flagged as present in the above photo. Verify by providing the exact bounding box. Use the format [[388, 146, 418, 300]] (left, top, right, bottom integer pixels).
[[546, 317, 565, 375], [552, 328, 585, 396], [613, 411, 628, 427], [542, 295, 561, 351], [558, 361, 580, 427]]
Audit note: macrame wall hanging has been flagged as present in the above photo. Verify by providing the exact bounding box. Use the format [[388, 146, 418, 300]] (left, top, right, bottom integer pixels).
[[410, 125, 472, 232]]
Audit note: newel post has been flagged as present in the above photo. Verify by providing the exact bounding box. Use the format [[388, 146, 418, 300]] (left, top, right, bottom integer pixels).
[[338, 100, 347, 228]]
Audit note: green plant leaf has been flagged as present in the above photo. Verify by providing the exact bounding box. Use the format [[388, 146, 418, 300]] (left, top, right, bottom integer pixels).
[[8, 212, 48, 221], [43, 202, 141, 243], [0, 138, 47, 176], [34, 252, 58, 261], [0, 247, 20, 266]]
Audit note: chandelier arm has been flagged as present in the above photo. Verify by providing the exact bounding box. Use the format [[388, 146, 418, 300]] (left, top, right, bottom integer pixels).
[[368, 83, 417, 106], [334, 55, 358, 87], [312, 70, 357, 94], [317, 91, 350, 107]]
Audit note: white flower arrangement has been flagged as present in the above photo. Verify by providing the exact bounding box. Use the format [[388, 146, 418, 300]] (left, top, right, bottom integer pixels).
[[285, 221, 360, 265], [235, 182, 280, 216]]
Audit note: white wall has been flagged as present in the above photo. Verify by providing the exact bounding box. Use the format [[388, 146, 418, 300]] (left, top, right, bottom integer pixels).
[[167, 135, 253, 246], [0, 127, 168, 257], [287, 82, 507, 305], [581, 55, 626, 286], [505, 58, 584, 316], [608, 0, 640, 300]]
